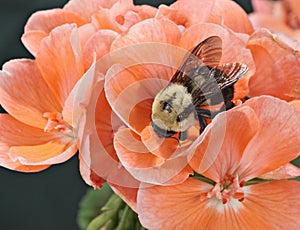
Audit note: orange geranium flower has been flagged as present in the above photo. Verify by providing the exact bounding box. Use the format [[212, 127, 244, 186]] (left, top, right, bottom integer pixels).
[[137, 96, 300, 229], [0, 24, 89, 172], [250, 0, 300, 39], [74, 0, 257, 193], [246, 28, 300, 101], [21, 0, 157, 56], [95, 16, 255, 186], [156, 0, 254, 34]]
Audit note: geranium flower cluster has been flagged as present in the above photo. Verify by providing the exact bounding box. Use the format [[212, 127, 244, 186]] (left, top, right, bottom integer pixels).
[[0, 0, 300, 229]]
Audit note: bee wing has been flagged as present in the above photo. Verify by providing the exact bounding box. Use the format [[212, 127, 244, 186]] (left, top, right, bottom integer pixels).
[[171, 36, 222, 83], [214, 62, 248, 90], [192, 62, 248, 105]]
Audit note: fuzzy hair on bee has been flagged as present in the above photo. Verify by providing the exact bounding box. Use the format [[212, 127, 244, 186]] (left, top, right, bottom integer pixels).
[[151, 36, 248, 141]]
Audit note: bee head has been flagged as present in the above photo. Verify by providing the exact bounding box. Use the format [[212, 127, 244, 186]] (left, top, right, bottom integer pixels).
[[151, 97, 180, 132], [151, 84, 195, 135]]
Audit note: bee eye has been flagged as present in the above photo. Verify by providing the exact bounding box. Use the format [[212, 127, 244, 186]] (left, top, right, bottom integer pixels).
[[176, 114, 183, 122], [162, 101, 172, 113]]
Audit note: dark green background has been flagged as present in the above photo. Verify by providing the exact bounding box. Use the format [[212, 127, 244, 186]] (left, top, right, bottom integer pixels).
[[0, 1, 252, 229]]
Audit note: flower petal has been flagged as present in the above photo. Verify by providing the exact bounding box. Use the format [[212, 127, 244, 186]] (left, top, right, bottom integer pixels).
[[140, 125, 198, 160], [0, 114, 75, 167], [249, 13, 299, 39], [251, 0, 274, 13], [190, 105, 259, 181], [0, 59, 62, 129], [0, 114, 54, 146], [9, 142, 77, 165], [92, 0, 139, 33], [74, 64, 139, 188], [114, 127, 165, 169], [247, 29, 300, 101], [104, 63, 172, 133], [137, 178, 213, 230], [239, 96, 300, 180], [111, 18, 181, 50], [114, 127, 192, 185], [21, 9, 86, 55], [137, 178, 300, 230], [259, 163, 300, 180], [157, 0, 253, 34], [240, 180, 300, 229], [83, 29, 118, 69], [0, 147, 49, 172], [36, 24, 85, 105], [63, 0, 118, 21], [109, 183, 138, 212]]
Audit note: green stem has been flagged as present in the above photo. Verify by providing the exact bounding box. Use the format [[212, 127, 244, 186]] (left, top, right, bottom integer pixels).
[[192, 173, 216, 185]]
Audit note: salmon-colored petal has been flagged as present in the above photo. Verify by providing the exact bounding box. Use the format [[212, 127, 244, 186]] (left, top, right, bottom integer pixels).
[[157, 0, 253, 34], [111, 18, 181, 50], [137, 178, 214, 230], [140, 125, 199, 160], [0, 148, 49, 172], [251, 0, 274, 13], [62, 56, 100, 126], [109, 19, 185, 75], [9, 142, 77, 165], [114, 127, 164, 168], [74, 65, 139, 188], [83, 29, 118, 69], [21, 9, 86, 55], [239, 180, 300, 229], [205, 180, 300, 229], [249, 13, 299, 39], [190, 106, 259, 182], [259, 163, 300, 180], [0, 154, 50, 172], [286, 0, 300, 26], [137, 179, 300, 229], [93, 0, 139, 33], [109, 183, 138, 212], [21, 31, 48, 57], [0, 114, 56, 147], [63, 0, 118, 21], [247, 29, 300, 101], [133, 5, 157, 20], [36, 24, 85, 105], [0, 114, 76, 167], [114, 127, 192, 185], [104, 63, 172, 133], [0, 60, 62, 129], [239, 96, 300, 180]]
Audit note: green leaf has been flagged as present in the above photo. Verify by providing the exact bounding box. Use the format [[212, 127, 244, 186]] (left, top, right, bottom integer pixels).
[[291, 156, 300, 167], [78, 183, 147, 230], [86, 194, 125, 230], [77, 183, 113, 230]]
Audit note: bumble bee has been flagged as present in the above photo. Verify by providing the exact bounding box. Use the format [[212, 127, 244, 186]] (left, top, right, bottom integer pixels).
[[151, 36, 248, 141]]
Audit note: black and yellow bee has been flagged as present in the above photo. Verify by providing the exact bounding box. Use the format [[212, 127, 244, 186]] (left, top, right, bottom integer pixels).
[[151, 36, 248, 141]]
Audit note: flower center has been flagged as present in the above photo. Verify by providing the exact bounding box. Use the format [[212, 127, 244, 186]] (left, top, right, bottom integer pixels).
[[203, 174, 245, 204], [43, 112, 73, 134]]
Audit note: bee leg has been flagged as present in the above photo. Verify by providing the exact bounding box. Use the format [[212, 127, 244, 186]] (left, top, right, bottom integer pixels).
[[195, 111, 207, 133], [179, 131, 188, 141], [196, 108, 218, 119], [225, 100, 235, 110]]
